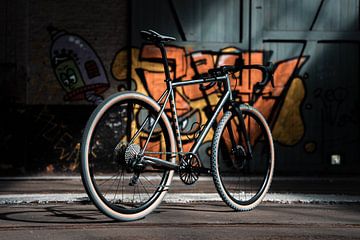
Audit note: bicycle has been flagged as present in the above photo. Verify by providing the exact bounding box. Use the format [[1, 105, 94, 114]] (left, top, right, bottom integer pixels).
[[81, 29, 275, 221]]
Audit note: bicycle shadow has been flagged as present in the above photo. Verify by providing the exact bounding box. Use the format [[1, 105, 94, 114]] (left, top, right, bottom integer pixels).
[[0, 205, 117, 225], [0, 202, 233, 225]]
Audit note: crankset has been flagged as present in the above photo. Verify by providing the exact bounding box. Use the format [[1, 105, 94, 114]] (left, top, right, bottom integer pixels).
[[179, 153, 201, 185]]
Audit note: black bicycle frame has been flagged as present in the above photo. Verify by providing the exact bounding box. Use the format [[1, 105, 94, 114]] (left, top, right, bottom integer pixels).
[[131, 42, 247, 170]]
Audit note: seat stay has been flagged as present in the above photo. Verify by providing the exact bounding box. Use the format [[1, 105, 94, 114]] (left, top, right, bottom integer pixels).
[[129, 89, 169, 145], [139, 89, 172, 155]]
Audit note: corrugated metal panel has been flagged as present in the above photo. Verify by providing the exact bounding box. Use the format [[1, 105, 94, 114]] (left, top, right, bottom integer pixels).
[[264, 0, 321, 31], [313, 0, 359, 31], [197, 0, 240, 42], [263, 42, 304, 63], [131, 0, 360, 173], [132, 0, 240, 43], [263, 0, 359, 32], [131, 0, 181, 44], [305, 42, 359, 168]]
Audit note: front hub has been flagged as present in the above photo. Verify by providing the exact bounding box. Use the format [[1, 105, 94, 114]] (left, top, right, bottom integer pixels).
[[231, 145, 247, 169]]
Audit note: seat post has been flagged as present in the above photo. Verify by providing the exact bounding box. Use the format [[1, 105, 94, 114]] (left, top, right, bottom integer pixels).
[[157, 42, 172, 82]]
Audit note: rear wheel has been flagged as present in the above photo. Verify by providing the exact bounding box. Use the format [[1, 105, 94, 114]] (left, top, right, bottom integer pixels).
[[81, 92, 175, 221], [211, 105, 274, 211]]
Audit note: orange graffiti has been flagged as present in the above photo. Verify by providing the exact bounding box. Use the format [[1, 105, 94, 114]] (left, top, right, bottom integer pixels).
[[141, 44, 187, 79], [111, 45, 308, 151], [182, 51, 217, 100]]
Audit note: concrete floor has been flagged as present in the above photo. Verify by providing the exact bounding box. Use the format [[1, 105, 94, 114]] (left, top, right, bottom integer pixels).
[[0, 202, 359, 239]]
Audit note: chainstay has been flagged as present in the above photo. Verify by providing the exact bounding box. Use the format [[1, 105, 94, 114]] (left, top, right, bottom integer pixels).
[[144, 151, 188, 155]]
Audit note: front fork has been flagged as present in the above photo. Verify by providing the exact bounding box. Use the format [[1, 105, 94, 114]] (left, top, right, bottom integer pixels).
[[230, 102, 253, 161]]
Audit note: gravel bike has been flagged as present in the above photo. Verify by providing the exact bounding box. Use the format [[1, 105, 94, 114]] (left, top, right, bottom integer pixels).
[[81, 30, 275, 221]]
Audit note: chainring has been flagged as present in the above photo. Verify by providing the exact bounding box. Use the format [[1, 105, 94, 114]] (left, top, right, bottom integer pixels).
[[179, 153, 201, 185]]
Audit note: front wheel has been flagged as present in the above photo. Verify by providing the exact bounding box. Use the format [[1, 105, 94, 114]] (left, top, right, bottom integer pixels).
[[211, 105, 274, 211], [81, 92, 176, 221]]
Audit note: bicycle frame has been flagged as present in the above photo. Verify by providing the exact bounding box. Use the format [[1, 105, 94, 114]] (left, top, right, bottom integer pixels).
[[132, 74, 231, 170], [129, 42, 247, 171]]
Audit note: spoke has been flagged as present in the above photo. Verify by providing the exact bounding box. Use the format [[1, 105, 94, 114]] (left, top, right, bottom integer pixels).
[[142, 174, 157, 189], [103, 172, 120, 199], [121, 168, 125, 203], [237, 172, 241, 200], [138, 178, 151, 198], [98, 173, 119, 187], [136, 184, 143, 204], [85, 97, 172, 213], [113, 170, 123, 202], [132, 185, 136, 205]]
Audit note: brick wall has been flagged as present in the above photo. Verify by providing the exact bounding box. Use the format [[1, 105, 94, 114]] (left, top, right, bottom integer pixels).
[[27, 0, 129, 104], [0, 0, 129, 175], [0, 0, 29, 104]]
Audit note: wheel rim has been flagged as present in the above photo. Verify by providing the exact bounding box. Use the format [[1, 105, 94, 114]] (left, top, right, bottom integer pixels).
[[84, 98, 172, 214], [217, 109, 273, 205]]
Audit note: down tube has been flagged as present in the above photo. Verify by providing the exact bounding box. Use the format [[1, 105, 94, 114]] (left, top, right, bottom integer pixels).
[[191, 91, 230, 154]]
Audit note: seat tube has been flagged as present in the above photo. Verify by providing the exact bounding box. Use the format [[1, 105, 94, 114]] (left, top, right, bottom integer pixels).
[[157, 42, 183, 152], [168, 84, 183, 153], [157, 42, 172, 82]]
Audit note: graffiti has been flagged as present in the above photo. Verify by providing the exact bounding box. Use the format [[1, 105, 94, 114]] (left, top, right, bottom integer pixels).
[[48, 26, 109, 105], [28, 107, 84, 173], [112, 44, 308, 165], [54, 134, 81, 172], [272, 77, 306, 145], [304, 141, 317, 154], [44, 25, 310, 170], [314, 87, 357, 127], [44, 27, 310, 170]]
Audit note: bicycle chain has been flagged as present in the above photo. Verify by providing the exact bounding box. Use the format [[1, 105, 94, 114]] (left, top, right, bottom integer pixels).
[[144, 151, 186, 155]]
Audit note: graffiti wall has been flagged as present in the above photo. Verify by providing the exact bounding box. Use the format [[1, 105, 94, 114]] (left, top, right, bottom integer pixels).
[[1, 0, 359, 175], [128, 0, 360, 174], [48, 26, 109, 105], [43, 31, 308, 171], [111, 45, 308, 166]]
